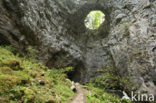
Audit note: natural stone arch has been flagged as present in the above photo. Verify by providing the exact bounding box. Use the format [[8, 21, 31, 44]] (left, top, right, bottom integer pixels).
[[67, 3, 111, 37], [64, 3, 113, 83], [0, 0, 156, 96]]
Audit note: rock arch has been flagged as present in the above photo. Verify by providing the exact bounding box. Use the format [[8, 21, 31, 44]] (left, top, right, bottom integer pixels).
[[0, 0, 156, 96], [67, 3, 111, 36]]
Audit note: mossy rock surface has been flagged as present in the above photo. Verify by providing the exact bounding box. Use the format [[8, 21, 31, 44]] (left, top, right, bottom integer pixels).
[[4, 59, 24, 71], [0, 46, 75, 103]]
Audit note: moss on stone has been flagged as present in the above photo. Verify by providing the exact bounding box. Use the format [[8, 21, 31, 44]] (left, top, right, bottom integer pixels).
[[0, 46, 75, 103], [4, 59, 24, 71], [0, 75, 21, 91]]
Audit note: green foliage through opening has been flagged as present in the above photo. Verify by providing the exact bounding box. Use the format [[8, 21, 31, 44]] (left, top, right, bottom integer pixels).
[[84, 10, 105, 30]]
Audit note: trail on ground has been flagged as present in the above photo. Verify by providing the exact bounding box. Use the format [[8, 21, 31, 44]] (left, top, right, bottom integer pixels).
[[70, 83, 86, 103]]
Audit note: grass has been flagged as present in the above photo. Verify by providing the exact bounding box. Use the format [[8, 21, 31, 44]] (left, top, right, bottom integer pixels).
[[0, 46, 75, 103], [0, 45, 132, 103], [85, 84, 132, 103]]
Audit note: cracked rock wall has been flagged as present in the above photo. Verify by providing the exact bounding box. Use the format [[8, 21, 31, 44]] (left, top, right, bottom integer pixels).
[[0, 0, 156, 95]]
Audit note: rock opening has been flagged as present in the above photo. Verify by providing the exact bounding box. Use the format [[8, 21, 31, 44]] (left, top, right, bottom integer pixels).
[[84, 10, 105, 30]]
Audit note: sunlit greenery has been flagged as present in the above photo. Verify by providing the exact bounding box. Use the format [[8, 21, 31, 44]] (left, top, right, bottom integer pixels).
[[0, 46, 75, 103], [86, 84, 132, 103], [85, 10, 105, 30], [90, 67, 134, 93], [0, 45, 131, 103]]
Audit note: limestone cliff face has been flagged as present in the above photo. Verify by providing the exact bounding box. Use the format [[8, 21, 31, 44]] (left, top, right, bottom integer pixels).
[[0, 0, 156, 95]]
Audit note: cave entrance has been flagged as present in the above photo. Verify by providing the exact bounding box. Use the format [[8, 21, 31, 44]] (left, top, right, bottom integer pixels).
[[67, 61, 86, 83], [84, 10, 105, 30]]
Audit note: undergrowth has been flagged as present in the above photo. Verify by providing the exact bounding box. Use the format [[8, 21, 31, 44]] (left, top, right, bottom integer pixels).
[[0, 45, 132, 103], [90, 66, 134, 93], [86, 66, 133, 103], [0, 46, 75, 103], [85, 84, 132, 103]]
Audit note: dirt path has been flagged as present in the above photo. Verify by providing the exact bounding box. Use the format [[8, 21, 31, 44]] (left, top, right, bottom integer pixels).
[[70, 83, 86, 103]]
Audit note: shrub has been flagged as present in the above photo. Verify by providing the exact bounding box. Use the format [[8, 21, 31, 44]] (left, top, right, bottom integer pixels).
[[90, 66, 133, 92]]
